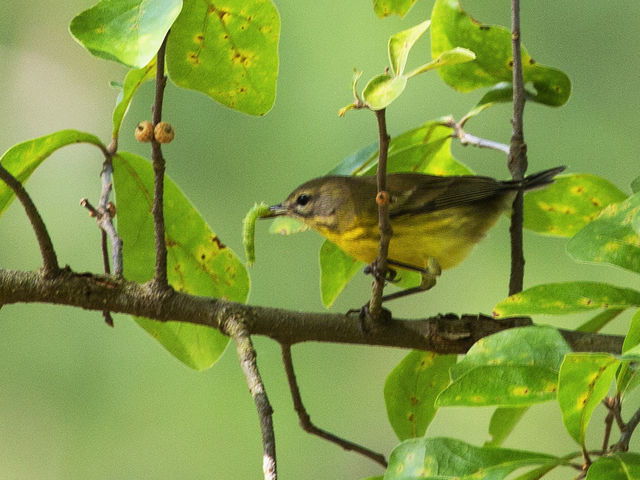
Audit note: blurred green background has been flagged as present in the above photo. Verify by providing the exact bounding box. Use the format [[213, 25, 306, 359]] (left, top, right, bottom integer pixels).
[[1, 1, 639, 478]]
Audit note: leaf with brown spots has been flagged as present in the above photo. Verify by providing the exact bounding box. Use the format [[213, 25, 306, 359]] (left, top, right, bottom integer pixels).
[[166, 0, 279, 115], [437, 327, 569, 407], [568, 191, 640, 273], [494, 281, 640, 317], [431, 0, 571, 106], [384, 351, 456, 440], [113, 152, 249, 370], [524, 174, 626, 237], [557, 353, 619, 446]]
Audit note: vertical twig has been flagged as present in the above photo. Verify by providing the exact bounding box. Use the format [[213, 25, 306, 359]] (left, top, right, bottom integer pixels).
[[0, 164, 59, 276], [151, 34, 170, 290], [98, 140, 123, 277], [228, 319, 277, 480], [280, 344, 388, 467], [369, 108, 392, 319], [507, 0, 528, 295]]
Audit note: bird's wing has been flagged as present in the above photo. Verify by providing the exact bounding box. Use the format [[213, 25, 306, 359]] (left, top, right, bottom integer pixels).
[[387, 174, 509, 217]]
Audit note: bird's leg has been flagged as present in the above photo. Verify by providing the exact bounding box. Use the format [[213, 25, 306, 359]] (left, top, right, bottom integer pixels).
[[348, 258, 441, 331], [380, 258, 441, 303], [363, 263, 398, 282]]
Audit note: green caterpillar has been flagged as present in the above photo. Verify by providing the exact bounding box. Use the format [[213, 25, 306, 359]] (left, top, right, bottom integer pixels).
[[242, 202, 273, 266]]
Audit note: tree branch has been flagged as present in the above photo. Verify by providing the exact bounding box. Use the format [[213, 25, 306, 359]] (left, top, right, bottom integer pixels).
[[151, 34, 170, 290], [227, 318, 277, 480], [281, 344, 387, 467], [0, 269, 625, 355], [446, 117, 510, 155], [0, 166, 58, 276], [97, 144, 123, 277], [508, 0, 528, 295], [369, 108, 392, 320]]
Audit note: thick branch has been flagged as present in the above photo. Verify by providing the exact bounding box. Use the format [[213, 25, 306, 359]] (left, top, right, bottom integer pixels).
[[508, 0, 528, 295], [0, 269, 625, 355], [227, 319, 277, 480], [281, 344, 387, 467], [0, 166, 58, 275], [151, 34, 170, 289], [369, 108, 392, 319]]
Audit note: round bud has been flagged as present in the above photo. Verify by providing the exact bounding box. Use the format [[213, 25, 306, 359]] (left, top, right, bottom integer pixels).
[[154, 122, 175, 144], [376, 191, 390, 206], [107, 201, 116, 218], [135, 121, 153, 142]]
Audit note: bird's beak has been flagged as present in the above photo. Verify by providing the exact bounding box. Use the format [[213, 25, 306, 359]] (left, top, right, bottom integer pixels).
[[267, 203, 287, 217]]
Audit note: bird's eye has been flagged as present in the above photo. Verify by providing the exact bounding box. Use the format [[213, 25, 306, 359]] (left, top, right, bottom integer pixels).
[[296, 193, 311, 206]]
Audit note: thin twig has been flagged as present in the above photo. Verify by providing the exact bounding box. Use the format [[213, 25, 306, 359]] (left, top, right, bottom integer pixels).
[[369, 108, 392, 320], [507, 0, 528, 296], [613, 404, 640, 452], [280, 344, 387, 467], [227, 319, 277, 480], [151, 33, 170, 290], [98, 148, 123, 277], [100, 230, 114, 327], [602, 398, 615, 453], [0, 165, 58, 276], [446, 117, 510, 155]]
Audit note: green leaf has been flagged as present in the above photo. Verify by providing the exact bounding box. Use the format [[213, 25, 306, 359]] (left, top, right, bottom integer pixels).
[[327, 142, 378, 176], [385, 437, 557, 480], [319, 241, 362, 308], [384, 351, 456, 440], [512, 464, 561, 480], [451, 326, 570, 380], [486, 407, 528, 447], [430, 0, 571, 106], [328, 121, 471, 178], [268, 216, 307, 235], [632, 176, 640, 194], [438, 365, 559, 407], [405, 47, 475, 78], [0, 130, 105, 217], [113, 152, 249, 370], [494, 282, 640, 317], [438, 327, 570, 407], [388, 21, 430, 77], [586, 453, 640, 480], [372, 0, 417, 18], [557, 353, 619, 445], [577, 308, 624, 333], [362, 74, 407, 110], [568, 192, 640, 274], [112, 59, 157, 139], [623, 308, 640, 353], [617, 309, 640, 397], [616, 360, 640, 399], [523, 174, 627, 237], [69, 0, 182, 68], [166, 0, 280, 115]]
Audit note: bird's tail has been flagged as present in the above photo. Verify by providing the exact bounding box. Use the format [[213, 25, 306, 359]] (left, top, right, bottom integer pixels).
[[519, 166, 566, 191]]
